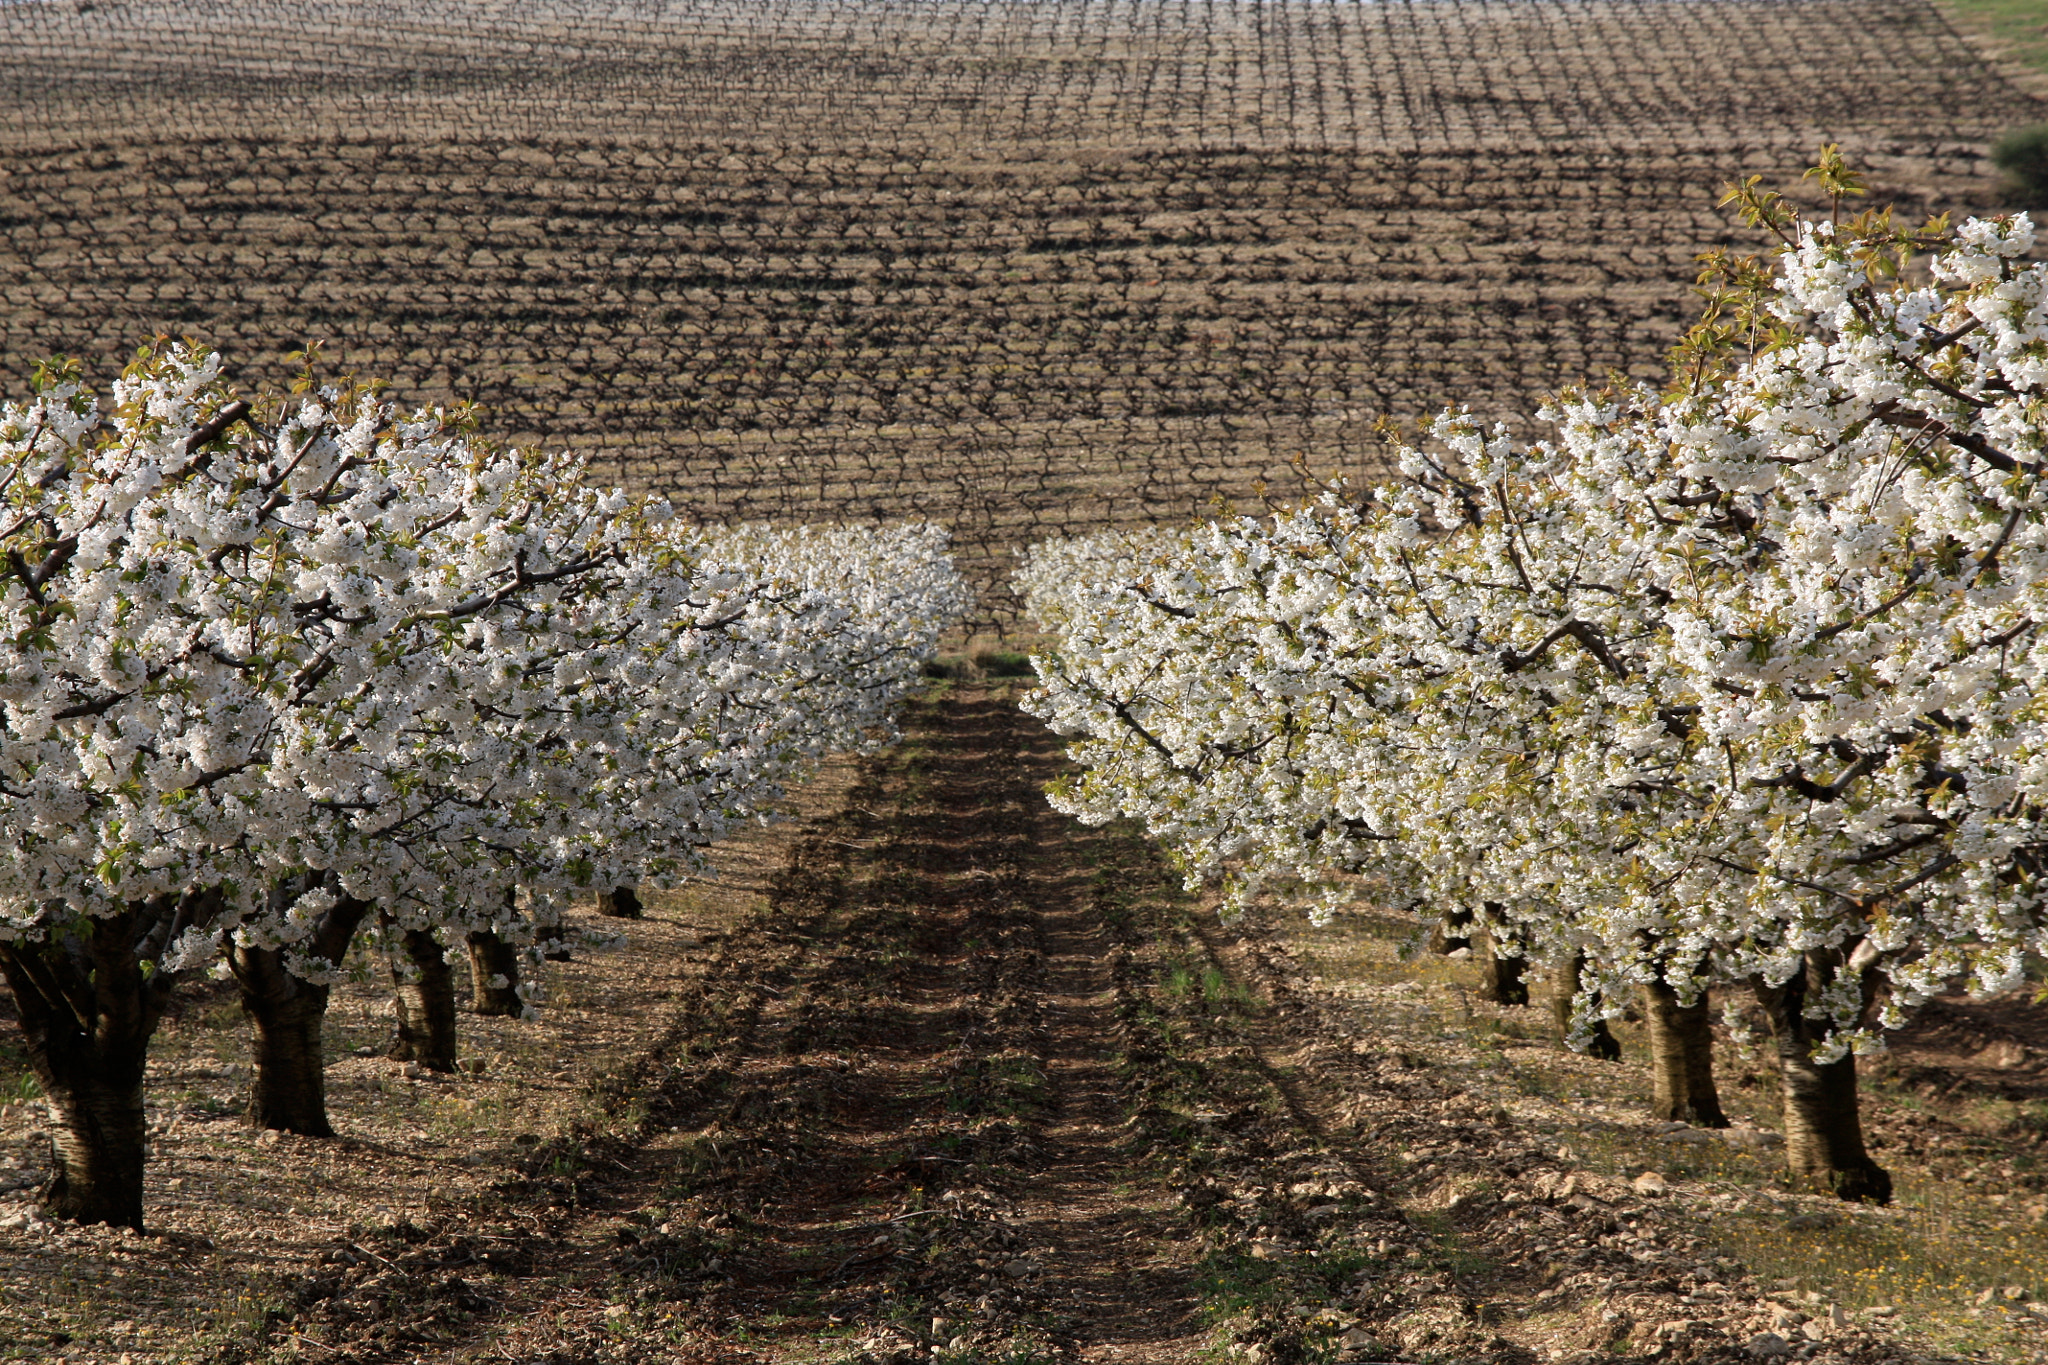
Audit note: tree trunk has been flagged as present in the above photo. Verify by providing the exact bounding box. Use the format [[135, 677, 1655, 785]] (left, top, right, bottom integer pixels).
[[1753, 958, 1891, 1203], [467, 930, 523, 1017], [389, 926, 460, 1071], [234, 884, 373, 1137], [246, 985, 331, 1134], [597, 885, 642, 919], [0, 894, 214, 1230], [1642, 978, 1728, 1128], [40, 1062, 147, 1231], [1551, 953, 1621, 1061], [1476, 917, 1529, 1006]]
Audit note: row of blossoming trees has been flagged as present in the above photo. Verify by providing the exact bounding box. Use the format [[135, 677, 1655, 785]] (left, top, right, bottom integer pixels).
[[1021, 161, 2048, 1203], [0, 345, 970, 1229]]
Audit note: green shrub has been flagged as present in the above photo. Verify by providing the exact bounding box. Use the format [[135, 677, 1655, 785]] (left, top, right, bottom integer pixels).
[[973, 649, 1035, 678], [1992, 124, 2048, 207]]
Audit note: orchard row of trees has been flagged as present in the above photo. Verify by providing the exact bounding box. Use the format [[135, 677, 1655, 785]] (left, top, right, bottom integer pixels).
[[0, 344, 970, 1229], [1020, 159, 2048, 1203]]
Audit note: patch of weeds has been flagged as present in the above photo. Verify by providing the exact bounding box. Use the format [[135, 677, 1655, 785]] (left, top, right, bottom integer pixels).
[[1712, 1198, 2048, 1359], [422, 1088, 514, 1142], [1162, 956, 1259, 1012], [1947, 2, 2048, 80], [1404, 1210, 1500, 1279], [1193, 1246, 1340, 1363], [947, 1050, 1048, 1118], [177, 1091, 240, 1117], [1199, 966, 1258, 1009], [972, 649, 1035, 678]]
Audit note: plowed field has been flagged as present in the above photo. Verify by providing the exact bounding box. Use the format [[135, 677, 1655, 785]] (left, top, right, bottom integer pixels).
[[1, 0, 2038, 625]]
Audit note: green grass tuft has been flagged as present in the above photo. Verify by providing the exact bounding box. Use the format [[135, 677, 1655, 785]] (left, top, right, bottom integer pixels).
[[1992, 123, 2048, 206]]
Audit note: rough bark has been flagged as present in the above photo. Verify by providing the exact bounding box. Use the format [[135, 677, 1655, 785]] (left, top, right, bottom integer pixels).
[[1476, 916, 1529, 1006], [245, 988, 331, 1133], [388, 925, 460, 1072], [597, 885, 643, 919], [233, 884, 373, 1136], [1642, 977, 1729, 1128], [1551, 953, 1621, 1061], [1753, 955, 1892, 1203], [467, 930, 524, 1017], [0, 893, 216, 1229]]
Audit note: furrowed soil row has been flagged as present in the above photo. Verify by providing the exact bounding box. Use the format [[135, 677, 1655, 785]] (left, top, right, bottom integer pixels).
[[281, 685, 1220, 1363], [278, 765, 880, 1361], [3, 0, 2036, 628], [3, 689, 2040, 1363], [1076, 809, 1985, 1365], [278, 691, 2032, 1365]]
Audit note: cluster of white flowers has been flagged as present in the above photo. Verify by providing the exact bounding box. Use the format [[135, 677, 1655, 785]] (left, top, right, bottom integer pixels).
[[1023, 197, 2048, 1063], [0, 345, 969, 986]]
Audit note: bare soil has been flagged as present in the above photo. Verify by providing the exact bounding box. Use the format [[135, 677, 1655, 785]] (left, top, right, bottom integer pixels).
[[3, 684, 2044, 1365], [1, 0, 2037, 628]]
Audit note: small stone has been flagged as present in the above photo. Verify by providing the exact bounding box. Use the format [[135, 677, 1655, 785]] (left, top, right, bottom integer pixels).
[[256, 1128, 280, 1146], [402, 1062, 427, 1080], [1800, 1319, 1827, 1341], [1784, 1211, 1838, 1232], [1003, 1258, 1031, 1279], [2001, 1285, 2029, 1302], [1827, 1305, 1846, 1329], [1746, 1332, 1793, 1358], [352, 1045, 375, 1058], [1862, 1305, 1896, 1318], [1632, 1171, 1669, 1198], [1770, 1309, 1808, 1330], [1976, 1286, 1998, 1306], [462, 1057, 488, 1075]]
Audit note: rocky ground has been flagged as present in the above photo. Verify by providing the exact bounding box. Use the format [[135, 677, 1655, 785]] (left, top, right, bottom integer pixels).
[[0, 681, 2044, 1364]]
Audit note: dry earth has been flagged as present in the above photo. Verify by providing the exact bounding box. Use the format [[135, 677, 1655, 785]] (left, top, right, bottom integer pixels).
[[3, 684, 2044, 1365], [1, 0, 2039, 626]]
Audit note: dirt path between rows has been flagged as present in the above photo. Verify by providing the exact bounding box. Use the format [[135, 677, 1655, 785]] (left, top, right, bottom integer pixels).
[[23, 683, 2036, 1365], [305, 683, 1212, 1364], [279, 684, 2034, 1365]]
